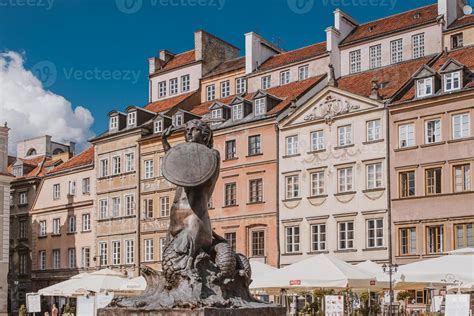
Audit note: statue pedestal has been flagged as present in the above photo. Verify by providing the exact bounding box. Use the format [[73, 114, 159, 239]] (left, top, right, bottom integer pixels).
[[98, 306, 286, 316]]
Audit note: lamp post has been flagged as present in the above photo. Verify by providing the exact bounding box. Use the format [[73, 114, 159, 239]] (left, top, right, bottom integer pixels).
[[382, 263, 398, 316]]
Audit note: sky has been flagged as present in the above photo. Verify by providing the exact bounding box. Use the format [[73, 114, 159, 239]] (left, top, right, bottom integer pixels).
[[0, 0, 440, 153]]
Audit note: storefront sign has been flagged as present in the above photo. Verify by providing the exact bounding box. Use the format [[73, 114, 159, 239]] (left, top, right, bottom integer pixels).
[[26, 293, 41, 313], [289, 280, 301, 286], [325, 295, 344, 316], [445, 294, 470, 316]]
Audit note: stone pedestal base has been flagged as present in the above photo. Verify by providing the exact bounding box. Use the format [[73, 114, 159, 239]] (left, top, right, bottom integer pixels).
[[98, 306, 286, 316]]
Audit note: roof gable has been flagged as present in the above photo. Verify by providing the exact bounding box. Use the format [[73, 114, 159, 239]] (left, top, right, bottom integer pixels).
[[439, 58, 465, 73], [413, 64, 438, 79]]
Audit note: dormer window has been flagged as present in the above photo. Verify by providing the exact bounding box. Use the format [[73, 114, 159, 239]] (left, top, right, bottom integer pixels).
[[154, 120, 163, 133], [127, 111, 136, 127], [416, 77, 433, 98], [173, 114, 183, 126], [211, 109, 222, 120], [232, 104, 243, 121], [444, 72, 461, 92], [109, 116, 119, 131], [254, 98, 266, 116], [13, 166, 23, 177]]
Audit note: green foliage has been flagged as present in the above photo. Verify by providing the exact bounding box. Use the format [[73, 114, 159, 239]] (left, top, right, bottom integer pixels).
[[19, 304, 27, 316], [396, 291, 413, 302], [63, 304, 71, 313]]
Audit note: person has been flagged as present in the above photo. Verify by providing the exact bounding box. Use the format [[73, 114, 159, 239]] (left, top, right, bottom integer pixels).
[[51, 303, 59, 316]]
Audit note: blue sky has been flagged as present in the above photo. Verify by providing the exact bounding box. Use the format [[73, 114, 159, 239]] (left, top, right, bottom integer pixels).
[[0, 0, 437, 136]]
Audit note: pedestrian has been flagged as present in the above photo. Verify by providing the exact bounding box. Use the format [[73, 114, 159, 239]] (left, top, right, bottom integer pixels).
[[51, 303, 59, 316]]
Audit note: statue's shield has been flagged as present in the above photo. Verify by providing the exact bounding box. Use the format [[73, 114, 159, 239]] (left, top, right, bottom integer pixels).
[[162, 142, 217, 187]]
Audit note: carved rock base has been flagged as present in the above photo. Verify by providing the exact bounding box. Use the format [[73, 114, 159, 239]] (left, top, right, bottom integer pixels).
[[98, 307, 286, 316]]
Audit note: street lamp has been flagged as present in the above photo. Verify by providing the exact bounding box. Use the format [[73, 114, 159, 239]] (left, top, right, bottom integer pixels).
[[382, 263, 398, 316]]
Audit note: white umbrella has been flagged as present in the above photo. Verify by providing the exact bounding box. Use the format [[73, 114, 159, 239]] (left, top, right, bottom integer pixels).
[[38, 273, 90, 297], [447, 247, 474, 255], [355, 260, 390, 289], [249, 261, 278, 290], [73, 268, 128, 294]]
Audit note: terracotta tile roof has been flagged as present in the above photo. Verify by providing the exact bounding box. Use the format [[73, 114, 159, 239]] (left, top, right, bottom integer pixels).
[[8, 156, 53, 180], [50, 147, 94, 173], [258, 42, 327, 72], [448, 15, 474, 29], [145, 91, 197, 113], [190, 95, 236, 116], [341, 4, 439, 46], [337, 55, 435, 99], [203, 57, 245, 78], [158, 50, 196, 73]]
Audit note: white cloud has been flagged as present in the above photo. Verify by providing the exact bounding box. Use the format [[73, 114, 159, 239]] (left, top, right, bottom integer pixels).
[[0, 51, 94, 155]]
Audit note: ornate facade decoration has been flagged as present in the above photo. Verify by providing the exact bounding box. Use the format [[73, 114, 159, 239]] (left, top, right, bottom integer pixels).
[[304, 95, 360, 125]]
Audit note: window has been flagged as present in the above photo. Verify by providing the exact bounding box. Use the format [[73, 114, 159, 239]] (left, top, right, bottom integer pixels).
[[19, 192, 27, 205], [349, 50, 361, 74], [280, 70, 290, 85], [232, 103, 243, 121], [112, 197, 121, 217], [251, 230, 265, 256], [39, 250, 46, 270], [285, 226, 300, 253], [453, 164, 471, 192], [144, 239, 154, 262], [160, 196, 170, 217], [248, 135, 261, 156], [125, 194, 134, 216], [154, 120, 163, 133], [53, 218, 60, 235], [127, 111, 136, 126], [220, 80, 230, 97], [13, 166, 23, 177], [425, 168, 442, 195], [224, 183, 237, 206], [112, 241, 121, 265], [208, 196, 214, 209], [19, 221, 27, 239], [311, 130, 324, 151], [367, 163, 383, 189], [68, 248, 76, 268], [206, 84, 215, 101], [366, 119, 381, 142], [286, 135, 298, 155], [298, 65, 309, 80], [100, 159, 109, 178], [426, 226, 444, 254], [261, 75, 271, 89], [125, 153, 135, 172], [367, 219, 384, 248], [159, 157, 164, 176], [52, 249, 60, 269], [68, 215, 76, 233], [454, 223, 473, 249], [19, 253, 27, 275], [159, 238, 166, 260], [391, 39, 403, 64], [311, 224, 326, 251], [143, 198, 153, 219], [225, 140, 236, 160], [158, 81, 166, 98], [452, 113, 470, 139], [144, 159, 154, 179], [173, 114, 183, 126], [53, 184, 60, 200], [99, 242, 108, 266], [338, 125, 352, 146], [109, 116, 118, 130], [400, 227, 417, 255], [68, 181, 76, 195], [310, 171, 325, 196], [225, 232, 236, 252], [399, 123, 415, 148], [169, 78, 178, 95], [417, 78, 433, 98], [82, 177, 90, 194], [285, 175, 299, 199], [39, 220, 46, 237], [81, 247, 90, 268], [211, 108, 222, 120], [249, 179, 263, 203], [399, 171, 415, 197], [451, 33, 463, 49], [412, 33, 425, 58], [338, 167, 353, 193], [369, 44, 382, 69], [254, 98, 266, 116], [82, 213, 91, 231], [99, 199, 108, 219], [181, 74, 190, 92], [338, 221, 354, 250], [125, 239, 134, 264], [425, 119, 441, 143], [236, 77, 247, 94], [445, 72, 461, 92]]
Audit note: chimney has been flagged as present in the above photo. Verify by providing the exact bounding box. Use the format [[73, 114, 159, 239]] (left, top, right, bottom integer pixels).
[[159, 49, 175, 63], [0, 123, 9, 173], [148, 57, 164, 74], [438, 0, 467, 28], [194, 30, 240, 75], [69, 142, 76, 156], [244, 32, 283, 74]]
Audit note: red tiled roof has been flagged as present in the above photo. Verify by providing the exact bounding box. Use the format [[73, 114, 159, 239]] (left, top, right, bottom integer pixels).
[[190, 96, 236, 116], [203, 57, 245, 78], [8, 156, 53, 180], [145, 91, 196, 113], [338, 55, 435, 99], [258, 42, 327, 72], [341, 4, 439, 46], [50, 147, 94, 173], [448, 15, 474, 29], [158, 50, 196, 73]]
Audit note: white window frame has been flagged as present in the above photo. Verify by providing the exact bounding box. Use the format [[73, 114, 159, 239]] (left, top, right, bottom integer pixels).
[[68, 248, 76, 268], [367, 162, 383, 190], [417, 77, 433, 98], [99, 242, 108, 266], [99, 199, 108, 219], [298, 65, 309, 80], [285, 175, 300, 199], [68, 215, 76, 233], [338, 125, 352, 147], [412, 33, 425, 59], [53, 184, 60, 200], [144, 239, 154, 262], [127, 111, 136, 127], [261, 75, 271, 89], [125, 152, 135, 172], [125, 194, 135, 216], [158, 81, 166, 98], [254, 98, 266, 116], [181, 74, 190, 92], [52, 249, 60, 269], [310, 171, 325, 196], [232, 103, 243, 121], [311, 224, 326, 251], [100, 159, 109, 178], [367, 119, 381, 142], [160, 196, 170, 217], [367, 218, 384, 248], [390, 39, 403, 64], [39, 220, 47, 237], [169, 78, 178, 95], [173, 113, 183, 126], [338, 167, 353, 193], [81, 247, 90, 268], [425, 119, 441, 144], [285, 135, 299, 156], [220, 80, 230, 98], [19, 192, 27, 205], [125, 239, 134, 264], [285, 226, 300, 253], [398, 123, 415, 148], [154, 120, 163, 133], [211, 109, 221, 120], [112, 241, 121, 265], [82, 213, 91, 231], [53, 218, 60, 235], [109, 116, 118, 130], [349, 50, 361, 74], [444, 71, 461, 92], [68, 180, 76, 196], [111, 197, 121, 218], [82, 177, 90, 194], [452, 113, 470, 139], [144, 159, 154, 179], [236, 77, 246, 94], [338, 221, 354, 250], [206, 84, 215, 101], [311, 130, 325, 151], [39, 250, 46, 270], [280, 70, 290, 85], [369, 44, 382, 69], [112, 156, 121, 175]]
